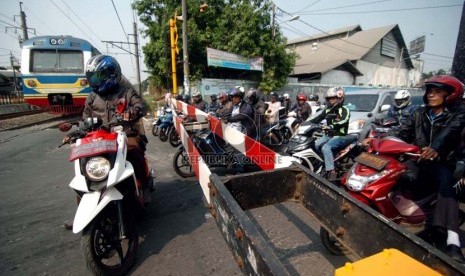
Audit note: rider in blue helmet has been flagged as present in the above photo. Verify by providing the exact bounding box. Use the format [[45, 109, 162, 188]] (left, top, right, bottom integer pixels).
[[85, 55, 122, 95]]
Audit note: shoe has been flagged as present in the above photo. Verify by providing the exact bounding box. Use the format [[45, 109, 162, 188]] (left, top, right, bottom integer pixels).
[[64, 220, 73, 231], [446, 244, 465, 263], [327, 170, 337, 182]]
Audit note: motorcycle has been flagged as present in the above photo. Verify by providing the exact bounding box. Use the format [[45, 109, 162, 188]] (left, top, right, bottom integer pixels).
[[58, 104, 153, 275], [320, 137, 464, 255], [367, 117, 398, 138], [158, 108, 174, 142], [173, 127, 255, 177], [285, 121, 361, 182], [151, 106, 166, 136]]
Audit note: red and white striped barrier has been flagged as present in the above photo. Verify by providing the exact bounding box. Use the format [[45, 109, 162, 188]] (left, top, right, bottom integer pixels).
[[170, 98, 297, 203]]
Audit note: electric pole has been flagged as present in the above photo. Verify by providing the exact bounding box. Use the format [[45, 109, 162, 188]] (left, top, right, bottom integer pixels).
[[452, 1, 465, 83], [20, 2, 28, 41], [133, 21, 142, 94], [181, 0, 190, 95]]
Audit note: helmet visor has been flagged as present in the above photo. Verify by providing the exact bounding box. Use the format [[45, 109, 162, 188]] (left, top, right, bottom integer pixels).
[[86, 71, 106, 87]]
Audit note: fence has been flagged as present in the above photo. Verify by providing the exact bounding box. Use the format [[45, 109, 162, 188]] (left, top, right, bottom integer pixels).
[[0, 93, 24, 105]]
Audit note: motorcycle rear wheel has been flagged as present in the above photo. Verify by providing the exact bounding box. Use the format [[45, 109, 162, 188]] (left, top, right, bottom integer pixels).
[[319, 227, 350, 256], [173, 148, 196, 178], [81, 209, 139, 276]]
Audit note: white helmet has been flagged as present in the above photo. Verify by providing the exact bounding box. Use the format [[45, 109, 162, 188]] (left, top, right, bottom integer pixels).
[[283, 93, 290, 100], [394, 90, 411, 108]]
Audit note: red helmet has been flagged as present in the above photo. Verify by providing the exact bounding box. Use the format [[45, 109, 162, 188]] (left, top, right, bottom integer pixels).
[[296, 94, 307, 101], [218, 92, 228, 101], [424, 75, 464, 105]]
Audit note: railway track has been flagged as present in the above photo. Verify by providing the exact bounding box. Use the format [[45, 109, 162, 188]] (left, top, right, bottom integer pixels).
[[0, 109, 46, 120]]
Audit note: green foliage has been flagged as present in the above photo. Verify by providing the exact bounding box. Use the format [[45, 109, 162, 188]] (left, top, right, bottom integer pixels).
[[421, 68, 448, 80], [133, 0, 296, 92]]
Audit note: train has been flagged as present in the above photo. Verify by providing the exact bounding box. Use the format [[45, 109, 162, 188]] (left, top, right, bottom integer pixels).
[[20, 35, 101, 115]]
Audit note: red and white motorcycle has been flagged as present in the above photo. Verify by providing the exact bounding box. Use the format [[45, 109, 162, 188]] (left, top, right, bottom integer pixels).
[[58, 102, 153, 275]]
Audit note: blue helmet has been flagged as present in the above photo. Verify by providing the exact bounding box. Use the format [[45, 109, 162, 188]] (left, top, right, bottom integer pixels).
[[85, 55, 122, 95], [228, 86, 245, 98]]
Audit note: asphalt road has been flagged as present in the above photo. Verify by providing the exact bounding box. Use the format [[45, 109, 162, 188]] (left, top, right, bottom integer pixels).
[[0, 120, 349, 275]]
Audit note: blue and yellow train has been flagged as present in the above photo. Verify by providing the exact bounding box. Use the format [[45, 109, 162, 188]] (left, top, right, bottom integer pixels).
[[20, 35, 100, 114]]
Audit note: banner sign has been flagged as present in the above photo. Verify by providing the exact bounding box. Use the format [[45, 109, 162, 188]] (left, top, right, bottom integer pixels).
[[207, 47, 264, 71]]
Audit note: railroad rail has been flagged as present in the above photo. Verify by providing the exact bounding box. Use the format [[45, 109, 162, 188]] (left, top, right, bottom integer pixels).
[[0, 109, 46, 120]]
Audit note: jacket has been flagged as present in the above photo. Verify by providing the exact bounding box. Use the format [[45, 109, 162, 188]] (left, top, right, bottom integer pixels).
[[387, 103, 418, 125], [389, 103, 465, 162], [226, 101, 256, 138], [290, 101, 312, 122], [310, 104, 350, 136], [82, 77, 145, 136]]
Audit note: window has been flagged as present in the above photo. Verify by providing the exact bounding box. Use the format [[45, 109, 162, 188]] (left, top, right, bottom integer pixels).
[[31, 49, 83, 73], [345, 94, 379, 112], [381, 37, 397, 58]]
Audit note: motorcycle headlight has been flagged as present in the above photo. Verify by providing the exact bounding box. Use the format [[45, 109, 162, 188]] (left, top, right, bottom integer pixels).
[[349, 119, 366, 132], [346, 167, 393, 191], [85, 157, 111, 181]]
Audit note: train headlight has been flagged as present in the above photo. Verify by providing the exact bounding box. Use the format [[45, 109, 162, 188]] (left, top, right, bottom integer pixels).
[[85, 157, 111, 181], [80, 79, 88, 86], [26, 79, 37, 87]]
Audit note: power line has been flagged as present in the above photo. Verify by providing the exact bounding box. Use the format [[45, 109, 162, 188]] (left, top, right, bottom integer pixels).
[[291, 0, 323, 14], [299, 4, 462, 15], [302, 0, 393, 13], [110, 0, 128, 39], [48, 0, 100, 46], [422, 52, 454, 59], [24, 5, 55, 34]]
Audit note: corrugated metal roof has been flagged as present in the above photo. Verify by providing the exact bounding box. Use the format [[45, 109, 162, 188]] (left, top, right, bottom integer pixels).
[[288, 24, 413, 76], [287, 24, 362, 45]]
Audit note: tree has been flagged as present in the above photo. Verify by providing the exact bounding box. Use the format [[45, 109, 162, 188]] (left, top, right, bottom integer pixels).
[[133, 0, 296, 93], [421, 68, 448, 80]]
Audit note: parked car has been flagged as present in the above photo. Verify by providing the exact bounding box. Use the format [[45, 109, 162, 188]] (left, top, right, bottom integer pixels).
[[345, 89, 422, 140]]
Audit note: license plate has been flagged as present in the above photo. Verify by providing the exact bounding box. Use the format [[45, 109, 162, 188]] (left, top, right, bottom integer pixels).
[[69, 140, 117, 161], [355, 152, 389, 171]]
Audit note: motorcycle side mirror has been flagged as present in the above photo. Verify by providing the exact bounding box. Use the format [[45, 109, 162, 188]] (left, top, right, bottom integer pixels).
[[58, 122, 73, 132], [83, 117, 102, 129]]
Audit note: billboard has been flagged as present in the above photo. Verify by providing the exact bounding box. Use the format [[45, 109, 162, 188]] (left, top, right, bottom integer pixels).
[[409, 35, 425, 55], [207, 47, 264, 71]]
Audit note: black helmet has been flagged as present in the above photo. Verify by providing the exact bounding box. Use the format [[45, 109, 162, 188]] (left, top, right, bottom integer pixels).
[[246, 88, 259, 104], [85, 55, 122, 95], [228, 86, 244, 99], [181, 93, 190, 103], [269, 91, 278, 99], [210, 94, 217, 101], [308, 94, 319, 101]]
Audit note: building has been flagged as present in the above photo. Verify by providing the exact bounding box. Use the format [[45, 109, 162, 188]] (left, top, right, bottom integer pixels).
[[286, 24, 421, 88]]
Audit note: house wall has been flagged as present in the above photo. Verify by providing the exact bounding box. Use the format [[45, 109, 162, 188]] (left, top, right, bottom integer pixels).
[[361, 32, 409, 69], [355, 60, 409, 87], [321, 70, 354, 85]]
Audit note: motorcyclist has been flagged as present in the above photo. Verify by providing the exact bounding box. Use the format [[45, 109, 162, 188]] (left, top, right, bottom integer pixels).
[[309, 87, 355, 181], [224, 86, 255, 172], [387, 89, 418, 125], [245, 88, 266, 135], [192, 91, 207, 111], [216, 92, 233, 118], [366, 75, 465, 263], [265, 91, 282, 124], [64, 55, 149, 230], [290, 93, 312, 123], [282, 93, 292, 114], [209, 94, 221, 114]]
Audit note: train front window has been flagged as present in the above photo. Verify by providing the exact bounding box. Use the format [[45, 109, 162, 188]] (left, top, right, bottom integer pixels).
[[31, 50, 83, 73]]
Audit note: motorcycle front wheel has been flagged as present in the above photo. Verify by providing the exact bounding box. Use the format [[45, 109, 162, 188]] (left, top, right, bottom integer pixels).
[[173, 148, 196, 177], [81, 209, 139, 276], [319, 227, 350, 256], [152, 124, 159, 136], [159, 127, 169, 142], [168, 129, 181, 147]]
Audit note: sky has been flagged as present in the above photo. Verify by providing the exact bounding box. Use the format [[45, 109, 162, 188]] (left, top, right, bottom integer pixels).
[[0, 0, 463, 83]]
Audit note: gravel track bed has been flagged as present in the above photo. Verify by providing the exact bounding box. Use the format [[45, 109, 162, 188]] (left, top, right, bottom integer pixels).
[[0, 113, 63, 131]]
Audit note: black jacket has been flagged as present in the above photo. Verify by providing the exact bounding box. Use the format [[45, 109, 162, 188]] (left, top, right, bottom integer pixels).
[[389, 103, 465, 162], [226, 101, 256, 138]]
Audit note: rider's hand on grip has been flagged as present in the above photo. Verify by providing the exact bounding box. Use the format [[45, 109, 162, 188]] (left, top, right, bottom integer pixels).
[[420, 147, 438, 161]]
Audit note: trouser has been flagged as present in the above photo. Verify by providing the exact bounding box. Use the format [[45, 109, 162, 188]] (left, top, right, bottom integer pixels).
[[314, 135, 357, 171], [404, 161, 459, 232], [127, 136, 148, 189]]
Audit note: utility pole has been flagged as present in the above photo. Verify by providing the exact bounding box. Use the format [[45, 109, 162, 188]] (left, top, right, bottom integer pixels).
[[452, 1, 465, 83], [169, 14, 179, 95], [271, 2, 276, 39], [133, 21, 142, 94], [20, 2, 28, 41], [10, 52, 18, 93], [181, 0, 190, 95]]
